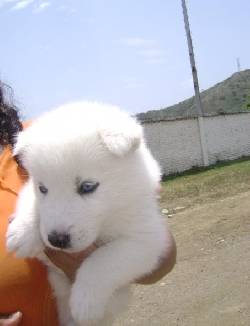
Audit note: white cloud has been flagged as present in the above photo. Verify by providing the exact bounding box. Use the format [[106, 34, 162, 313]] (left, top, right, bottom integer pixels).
[[33, 1, 50, 13], [124, 77, 144, 90], [0, 0, 51, 12], [0, 0, 17, 4], [0, 0, 18, 8], [120, 37, 156, 47], [120, 36, 166, 65], [137, 48, 164, 58], [56, 4, 77, 15], [57, 4, 67, 11], [137, 48, 166, 65], [11, 0, 34, 10]]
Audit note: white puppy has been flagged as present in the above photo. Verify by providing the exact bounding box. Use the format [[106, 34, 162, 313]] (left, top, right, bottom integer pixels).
[[7, 102, 169, 326]]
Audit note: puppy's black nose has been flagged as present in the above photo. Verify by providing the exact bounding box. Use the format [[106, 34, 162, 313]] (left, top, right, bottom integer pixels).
[[48, 231, 71, 249]]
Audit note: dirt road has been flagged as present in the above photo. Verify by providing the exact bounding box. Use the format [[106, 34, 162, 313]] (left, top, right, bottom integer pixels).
[[114, 191, 250, 326]]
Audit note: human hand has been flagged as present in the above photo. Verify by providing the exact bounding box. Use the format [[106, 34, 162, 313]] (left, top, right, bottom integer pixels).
[[44, 244, 97, 282], [136, 228, 176, 284], [0, 312, 22, 326]]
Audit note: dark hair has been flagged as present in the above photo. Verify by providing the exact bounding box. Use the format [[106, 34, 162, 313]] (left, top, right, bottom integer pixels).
[[0, 81, 23, 148]]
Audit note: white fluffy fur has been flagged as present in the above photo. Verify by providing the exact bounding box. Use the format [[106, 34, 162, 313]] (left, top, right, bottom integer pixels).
[[6, 102, 169, 326]]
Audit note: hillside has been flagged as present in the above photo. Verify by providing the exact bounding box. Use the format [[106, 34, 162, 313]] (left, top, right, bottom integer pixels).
[[137, 69, 250, 122]]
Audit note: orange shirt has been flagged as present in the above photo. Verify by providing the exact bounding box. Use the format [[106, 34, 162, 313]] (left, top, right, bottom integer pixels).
[[0, 145, 58, 325]]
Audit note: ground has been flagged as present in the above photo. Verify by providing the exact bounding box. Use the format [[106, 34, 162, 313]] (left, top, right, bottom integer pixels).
[[114, 159, 250, 326]]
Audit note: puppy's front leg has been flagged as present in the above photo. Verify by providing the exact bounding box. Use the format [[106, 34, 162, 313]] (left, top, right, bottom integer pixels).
[[70, 236, 163, 325], [48, 268, 76, 326], [6, 180, 44, 257]]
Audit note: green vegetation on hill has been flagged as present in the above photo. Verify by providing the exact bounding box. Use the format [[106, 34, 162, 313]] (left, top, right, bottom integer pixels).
[[137, 69, 250, 122]]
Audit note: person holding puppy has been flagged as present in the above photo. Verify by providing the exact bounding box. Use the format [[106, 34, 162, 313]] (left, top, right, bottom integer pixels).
[[0, 81, 176, 326]]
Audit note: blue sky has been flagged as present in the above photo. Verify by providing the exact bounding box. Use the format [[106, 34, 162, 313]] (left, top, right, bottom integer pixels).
[[0, 0, 250, 118]]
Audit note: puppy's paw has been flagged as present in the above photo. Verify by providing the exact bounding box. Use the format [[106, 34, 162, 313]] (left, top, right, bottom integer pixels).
[[70, 285, 107, 325], [6, 220, 43, 258]]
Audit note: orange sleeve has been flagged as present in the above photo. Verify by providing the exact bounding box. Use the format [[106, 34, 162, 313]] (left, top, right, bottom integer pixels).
[[0, 146, 59, 326]]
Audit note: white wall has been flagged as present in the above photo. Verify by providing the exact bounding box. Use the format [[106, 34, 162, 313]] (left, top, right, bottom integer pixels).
[[205, 114, 250, 164], [142, 113, 250, 175]]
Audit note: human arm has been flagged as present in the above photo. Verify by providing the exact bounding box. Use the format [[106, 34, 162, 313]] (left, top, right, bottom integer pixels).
[[45, 225, 176, 285], [136, 230, 176, 284]]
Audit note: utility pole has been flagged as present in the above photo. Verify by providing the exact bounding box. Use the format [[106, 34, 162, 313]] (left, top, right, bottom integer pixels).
[[236, 57, 241, 72], [181, 0, 209, 166]]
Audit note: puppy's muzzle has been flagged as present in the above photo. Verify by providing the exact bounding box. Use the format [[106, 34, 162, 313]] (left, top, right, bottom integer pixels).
[[48, 231, 71, 249]]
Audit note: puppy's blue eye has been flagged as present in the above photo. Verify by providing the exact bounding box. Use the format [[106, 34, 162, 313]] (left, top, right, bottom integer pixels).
[[77, 181, 99, 195], [39, 184, 48, 194]]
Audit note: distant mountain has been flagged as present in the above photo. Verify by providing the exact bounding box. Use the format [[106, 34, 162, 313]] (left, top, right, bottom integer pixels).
[[137, 69, 250, 122]]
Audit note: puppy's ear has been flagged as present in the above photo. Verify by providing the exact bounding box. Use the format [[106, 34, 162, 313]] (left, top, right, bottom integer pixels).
[[99, 114, 143, 157]]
